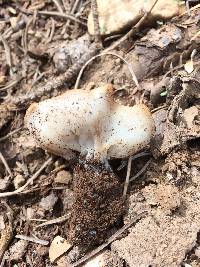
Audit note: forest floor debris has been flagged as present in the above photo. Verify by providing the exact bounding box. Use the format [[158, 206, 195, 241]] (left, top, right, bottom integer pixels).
[[0, 1, 199, 266]]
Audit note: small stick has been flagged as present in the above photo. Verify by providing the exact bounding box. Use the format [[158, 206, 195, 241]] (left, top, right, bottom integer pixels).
[[130, 159, 151, 182], [52, 0, 64, 13], [0, 157, 53, 198], [23, 17, 33, 54], [0, 79, 21, 91], [105, 0, 159, 52], [123, 156, 132, 197], [71, 212, 147, 267], [38, 10, 87, 26], [117, 151, 150, 171], [0, 128, 22, 142], [34, 214, 70, 229], [0, 152, 13, 178], [91, 0, 102, 46], [15, 234, 49, 245], [75, 52, 140, 90]]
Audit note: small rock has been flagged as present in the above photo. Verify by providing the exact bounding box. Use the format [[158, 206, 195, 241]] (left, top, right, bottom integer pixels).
[[49, 236, 72, 263], [53, 35, 90, 72], [88, 0, 184, 35], [54, 170, 72, 185], [14, 174, 25, 189], [9, 240, 28, 261], [40, 192, 58, 211]]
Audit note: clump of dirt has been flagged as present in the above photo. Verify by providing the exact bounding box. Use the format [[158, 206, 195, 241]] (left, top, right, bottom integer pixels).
[[68, 160, 124, 246]]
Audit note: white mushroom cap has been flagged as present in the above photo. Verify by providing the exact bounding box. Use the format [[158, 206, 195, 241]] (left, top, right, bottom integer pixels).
[[25, 84, 155, 160]]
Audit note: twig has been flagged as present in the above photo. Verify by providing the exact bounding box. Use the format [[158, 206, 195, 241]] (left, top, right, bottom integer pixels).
[[34, 214, 70, 229], [52, 0, 64, 13], [123, 157, 132, 197], [75, 52, 140, 90], [0, 33, 13, 76], [152, 104, 167, 113], [105, 0, 159, 52], [66, 0, 81, 26], [117, 151, 150, 171], [0, 157, 53, 198], [0, 152, 13, 178], [38, 10, 87, 26], [71, 212, 147, 267], [91, 0, 102, 45], [0, 128, 22, 142], [130, 159, 151, 182], [15, 234, 49, 245], [123, 152, 151, 197], [0, 79, 21, 91]]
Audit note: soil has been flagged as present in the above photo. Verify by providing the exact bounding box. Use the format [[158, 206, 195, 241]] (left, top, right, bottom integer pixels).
[[0, 1, 200, 267]]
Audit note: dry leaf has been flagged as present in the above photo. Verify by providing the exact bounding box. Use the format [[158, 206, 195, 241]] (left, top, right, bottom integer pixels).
[[49, 236, 72, 263]]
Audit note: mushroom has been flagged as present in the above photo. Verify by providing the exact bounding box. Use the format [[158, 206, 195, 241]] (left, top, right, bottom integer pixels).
[[25, 84, 155, 161]]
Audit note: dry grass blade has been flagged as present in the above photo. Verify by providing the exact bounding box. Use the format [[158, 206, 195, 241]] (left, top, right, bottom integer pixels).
[[15, 235, 49, 245], [67, 0, 81, 24], [0, 79, 21, 91], [0, 152, 13, 177], [52, 0, 64, 13], [34, 214, 70, 229], [75, 52, 141, 90], [0, 128, 22, 142], [130, 159, 151, 182], [23, 17, 33, 54], [38, 10, 87, 26]]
